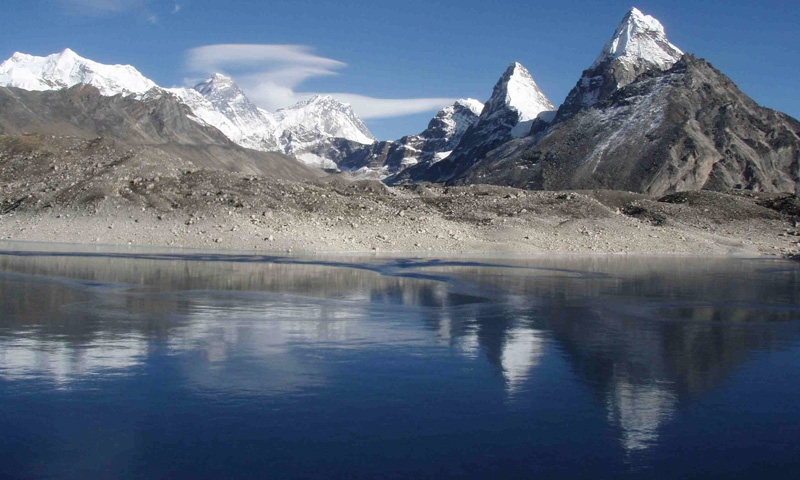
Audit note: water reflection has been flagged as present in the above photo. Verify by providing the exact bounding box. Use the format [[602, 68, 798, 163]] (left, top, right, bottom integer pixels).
[[1, 245, 800, 477], [607, 379, 677, 454], [0, 334, 147, 387]]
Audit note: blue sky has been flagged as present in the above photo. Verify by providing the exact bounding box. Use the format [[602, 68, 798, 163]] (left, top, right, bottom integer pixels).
[[2, 1, 799, 140]]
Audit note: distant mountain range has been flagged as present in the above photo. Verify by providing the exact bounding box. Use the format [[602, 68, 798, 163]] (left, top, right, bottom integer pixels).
[[0, 48, 375, 169], [1, 7, 798, 194]]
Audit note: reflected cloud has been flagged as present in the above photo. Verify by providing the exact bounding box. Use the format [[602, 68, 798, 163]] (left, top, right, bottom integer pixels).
[[0, 335, 147, 387]]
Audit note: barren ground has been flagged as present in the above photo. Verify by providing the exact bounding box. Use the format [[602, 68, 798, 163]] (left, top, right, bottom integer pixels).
[[2, 134, 799, 257]]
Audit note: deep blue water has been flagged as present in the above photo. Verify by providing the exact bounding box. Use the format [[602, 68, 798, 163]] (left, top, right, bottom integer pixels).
[[1, 244, 800, 479]]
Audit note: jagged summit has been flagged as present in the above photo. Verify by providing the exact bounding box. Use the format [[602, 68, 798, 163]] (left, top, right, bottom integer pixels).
[[0, 48, 157, 96], [485, 62, 554, 138], [591, 7, 683, 74]]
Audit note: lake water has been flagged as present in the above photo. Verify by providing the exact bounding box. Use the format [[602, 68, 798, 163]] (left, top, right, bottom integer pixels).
[[1, 243, 800, 479]]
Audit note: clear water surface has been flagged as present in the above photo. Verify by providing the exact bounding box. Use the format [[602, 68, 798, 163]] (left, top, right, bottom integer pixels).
[[1, 242, 799, 479]]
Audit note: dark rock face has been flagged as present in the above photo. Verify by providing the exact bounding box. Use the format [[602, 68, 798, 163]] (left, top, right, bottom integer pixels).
[[454, 56, 800, 195], [0, 84, 320, 181]]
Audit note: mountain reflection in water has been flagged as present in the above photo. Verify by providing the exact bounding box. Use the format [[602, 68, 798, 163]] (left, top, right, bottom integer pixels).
[[1, 244, 799, 479]]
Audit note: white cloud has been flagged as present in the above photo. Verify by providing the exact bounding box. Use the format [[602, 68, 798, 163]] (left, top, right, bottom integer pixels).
[[172, 2, 182, 14], [60, 0, 163, 24], [185, 44, 456, 119], [186, 44, 344, 76], [320, 94, 458, 120], [59, 0, 144, 14]]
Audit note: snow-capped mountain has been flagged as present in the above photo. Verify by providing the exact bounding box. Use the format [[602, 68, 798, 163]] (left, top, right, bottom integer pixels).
[[451, 9, 800, 195], [276, 95, 374, 146], [480, 62, 555, 139], [560, 7, 683, 117], [168, 74, 281, 152], [0, 48, 157, 96], [176, 78, 376, 167], [0, 49, 376, 168], [591, 7, 683, 75], [387, 62, 555, 185], [423, 98, 485, 153]]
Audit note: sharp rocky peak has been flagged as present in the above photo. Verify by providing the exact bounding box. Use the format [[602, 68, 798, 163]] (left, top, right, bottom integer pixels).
[[484, 62, 554, 123], [592, 7, 683, 75], [420, 98, 484, 140]]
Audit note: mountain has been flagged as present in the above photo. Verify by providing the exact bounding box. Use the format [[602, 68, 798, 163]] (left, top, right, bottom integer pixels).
[[0, 84, 320, 181], [276, 95, 374, 146], [0, 48, 157, 96], [387, 62, 555, 185], [273, 95, 376, 168], [330, 99, 484, 177], [168, 74, 281, 152], [0, 50, 376, 168], [558, 7, 683, 119], [449, 8, 800, 195]]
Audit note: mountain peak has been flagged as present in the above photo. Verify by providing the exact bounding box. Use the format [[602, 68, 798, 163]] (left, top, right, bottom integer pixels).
[[209, 72, 234, 84], [558, 8, 684, 116], [591, 7, 683, 72], [454, 98, 484, 116], [59, 48, 78, 58], [484, 61, 554, 137], [193, 73, 241, 97]]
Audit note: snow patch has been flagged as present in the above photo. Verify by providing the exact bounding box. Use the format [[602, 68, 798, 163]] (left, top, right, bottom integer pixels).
[[296, 152, 339, 170]]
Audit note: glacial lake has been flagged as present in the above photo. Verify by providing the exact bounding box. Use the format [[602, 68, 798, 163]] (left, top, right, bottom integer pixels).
[[1, 242, 800, 479]]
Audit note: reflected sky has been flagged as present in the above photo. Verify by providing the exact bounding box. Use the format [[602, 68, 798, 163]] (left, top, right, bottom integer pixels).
[[2, 245, 800, 479]]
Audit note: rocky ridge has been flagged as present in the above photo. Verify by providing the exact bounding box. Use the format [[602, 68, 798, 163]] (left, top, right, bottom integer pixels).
[[330, 99, 484, 178]]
